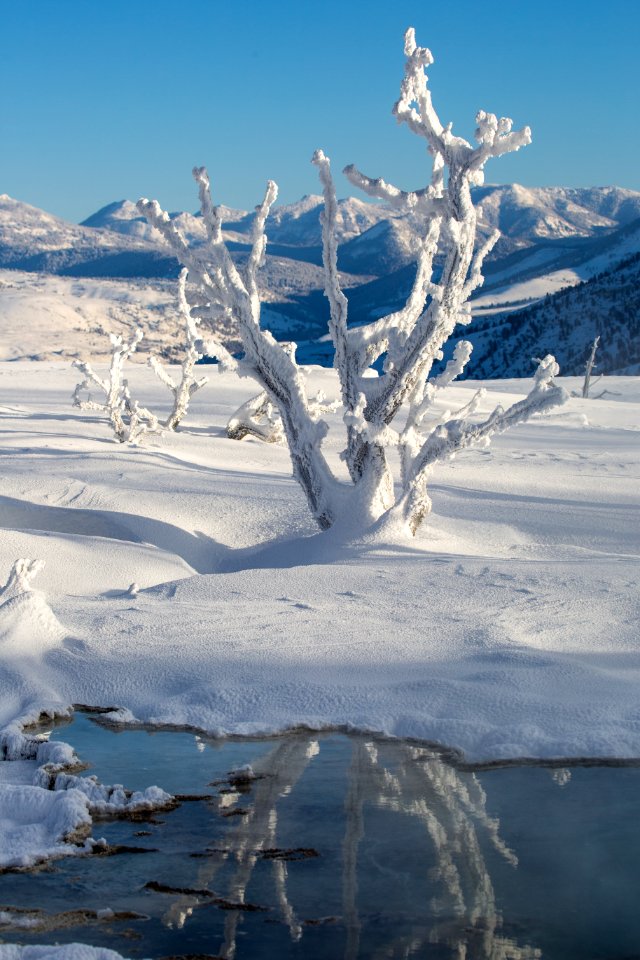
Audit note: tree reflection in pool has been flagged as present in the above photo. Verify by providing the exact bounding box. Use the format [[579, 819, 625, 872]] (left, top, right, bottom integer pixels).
[[1, 712, 638, 959]]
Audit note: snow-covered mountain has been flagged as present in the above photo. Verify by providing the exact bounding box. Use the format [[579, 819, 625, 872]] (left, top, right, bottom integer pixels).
[[5, 184, 639, 282], [80, 200, 249, 246], [80, 193, 396, 252], [0, 194, 171, 276], [1, 184, 639, 372], [475, 184, 640, 245]]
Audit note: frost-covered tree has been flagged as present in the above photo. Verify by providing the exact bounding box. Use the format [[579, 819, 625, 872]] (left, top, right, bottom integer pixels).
[[138, 28, 566, 537], [148, 269, 210, 431], [72, 330, 159, 444]]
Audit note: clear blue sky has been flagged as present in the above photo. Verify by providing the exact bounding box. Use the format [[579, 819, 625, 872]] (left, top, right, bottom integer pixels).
[[2, 0, 638, 222]]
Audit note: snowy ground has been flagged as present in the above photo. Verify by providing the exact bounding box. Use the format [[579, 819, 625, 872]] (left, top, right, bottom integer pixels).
[[0, 362, 638, 776]]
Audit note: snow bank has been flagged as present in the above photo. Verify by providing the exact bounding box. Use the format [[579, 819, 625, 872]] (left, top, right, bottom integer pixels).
[[49, 772, 172, 814], [0, 946, 141, 960], [0, 560, 66, 655]]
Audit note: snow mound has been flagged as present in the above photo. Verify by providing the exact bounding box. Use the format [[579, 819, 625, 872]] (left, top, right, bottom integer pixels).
[[0, 783, 92, 868], [0, 560, 66, 655]]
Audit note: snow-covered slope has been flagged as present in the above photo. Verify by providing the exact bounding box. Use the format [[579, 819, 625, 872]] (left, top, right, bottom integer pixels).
[[0, 271, 183, 362], [338, 218, 417, 274], [468, 252, 640, 378], [479, 215, 640, 301], [0, 259, 365, 362]]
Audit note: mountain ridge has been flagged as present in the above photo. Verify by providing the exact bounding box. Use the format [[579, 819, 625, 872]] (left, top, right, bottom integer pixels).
[[1, 185, 639, 374]]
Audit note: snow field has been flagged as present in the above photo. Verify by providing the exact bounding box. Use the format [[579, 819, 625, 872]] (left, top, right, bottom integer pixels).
[[0, 362, 638, 769]]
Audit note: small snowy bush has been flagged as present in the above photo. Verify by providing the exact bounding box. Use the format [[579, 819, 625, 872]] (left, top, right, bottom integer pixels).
[[138, 28, 566, 537], [72, 329, 159, 444]]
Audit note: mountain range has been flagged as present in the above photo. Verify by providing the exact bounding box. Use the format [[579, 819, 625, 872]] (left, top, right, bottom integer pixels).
[[1, 184, 639, 374]]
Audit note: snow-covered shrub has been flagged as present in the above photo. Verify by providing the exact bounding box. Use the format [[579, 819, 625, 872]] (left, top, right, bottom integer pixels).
[[148, 269, 209, 430], [72, 330, 159, 443], [138, 28, 566, 537]]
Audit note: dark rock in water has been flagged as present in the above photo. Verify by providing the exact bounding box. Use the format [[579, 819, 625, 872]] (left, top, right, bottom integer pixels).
[[0, 904, 147, 934], [91, 842, 157, 856], [259, 847, 319, 861], [145, 880, 267, 913], [145, 880, 214, 897], [173, 792, 216, 801]]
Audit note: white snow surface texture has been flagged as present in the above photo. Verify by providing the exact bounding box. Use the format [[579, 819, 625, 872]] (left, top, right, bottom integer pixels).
[[0, 363, 639, 764], [0, 946, 140, 960]]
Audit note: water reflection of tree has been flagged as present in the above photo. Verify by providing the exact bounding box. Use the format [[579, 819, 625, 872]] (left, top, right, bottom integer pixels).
[[162, 734, 319, 956], [160, 735, 540, 960], [346, 741, 540, 960]]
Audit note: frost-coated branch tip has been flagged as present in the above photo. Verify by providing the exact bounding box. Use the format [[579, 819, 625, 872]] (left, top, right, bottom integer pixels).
[[267, 179, 278, 200], [136, 198, 165, 222], [403, 27, 433, 66], [404, 27, 416, 56], [262, 179, 278, 208], [192, 165, 208, 186], [533, 354, 560, 388], [1, 558, 45, 598]]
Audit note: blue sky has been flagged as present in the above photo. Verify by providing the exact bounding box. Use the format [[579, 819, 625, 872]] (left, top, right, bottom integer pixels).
[[2, 0, 638, 222]]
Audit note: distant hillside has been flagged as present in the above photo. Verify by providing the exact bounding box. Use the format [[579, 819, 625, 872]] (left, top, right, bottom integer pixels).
[[0, 193, 169, 275], [466, 253, 640, 378], [2, 185, 640, 372]]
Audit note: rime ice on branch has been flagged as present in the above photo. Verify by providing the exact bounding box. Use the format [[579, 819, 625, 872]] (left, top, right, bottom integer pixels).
[[138, 28, 567, 537], [582, 335, 600, 399], [226, 390, 283, 443], [72, 330, 159, 444], [0, 559, 45, 604], [148, 269, 210, 431]]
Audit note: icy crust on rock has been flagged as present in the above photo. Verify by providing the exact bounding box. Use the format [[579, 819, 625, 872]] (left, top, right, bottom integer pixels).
[[48, 772, 172, 814], [0, 711, 173, 869], [0, 784, 92, 869], [0, 946, 141, 960], [0, 719, 75, 766]]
